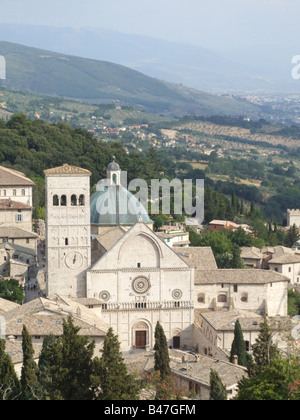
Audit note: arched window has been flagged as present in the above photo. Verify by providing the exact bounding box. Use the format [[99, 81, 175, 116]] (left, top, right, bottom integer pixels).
[[71, 195, 77, 206], [112, 174, 117, 185], [65, 238, 69, 246], [21, 189, 26, 196], [13, 189, 16, 196], [53, 195, 59, 206], [79, 195, 85, 206], [218, 294, 227, 303], [61, 195, 67, 206]]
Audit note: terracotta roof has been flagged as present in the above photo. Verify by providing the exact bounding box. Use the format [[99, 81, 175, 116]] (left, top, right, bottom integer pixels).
[[124, 349, 248, 389], [195, 309, 265, 331], [0, 297, 19, 316], [44, 164, 91, 176], [3, 296, 109, 338], [0, 199, 33, 210], [171, 355, 248, 388], [241, 247, 263, 260], [95, 226, 126, 251], [175, 247, 218, 271], [195, 269, 290, 285], [0, 227, 38, 239], [269, 254, 300, 265], [0, 166, 35, 186]]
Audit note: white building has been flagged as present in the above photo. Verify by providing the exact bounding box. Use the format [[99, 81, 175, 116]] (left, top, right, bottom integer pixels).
[[269, 253, 300, 286], [42, 160, 290, 354], [0, 166, 34, 207]]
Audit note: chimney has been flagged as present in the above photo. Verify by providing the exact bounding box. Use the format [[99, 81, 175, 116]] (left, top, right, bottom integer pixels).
[[233, 355, 239, 365]]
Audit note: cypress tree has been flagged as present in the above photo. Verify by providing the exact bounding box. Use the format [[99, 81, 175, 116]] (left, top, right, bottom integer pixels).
[[210, 370, 227, 401], [0, 339, 21, 400], [95, 328, 139, 400], [230, 320, 248, 368], [47, 316, 96, 400], [154, 322, 171, 380], [20, 325, 39, 400], [251, 319, 280, 376], [230, 244, 245, 269]]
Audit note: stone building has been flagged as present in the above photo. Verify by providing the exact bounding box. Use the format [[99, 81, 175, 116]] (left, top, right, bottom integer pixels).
[[42, 160, 290, 355], [194, 269, 289, 317], [0, 166, 34, 207], [287, 209, 300, 228]]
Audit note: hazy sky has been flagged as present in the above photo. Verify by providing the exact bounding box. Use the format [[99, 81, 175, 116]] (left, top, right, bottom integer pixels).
[[1, 0, 300, 51]]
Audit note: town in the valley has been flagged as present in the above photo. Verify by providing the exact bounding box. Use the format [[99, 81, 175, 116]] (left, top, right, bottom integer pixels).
[[0, 160, 299, 400]]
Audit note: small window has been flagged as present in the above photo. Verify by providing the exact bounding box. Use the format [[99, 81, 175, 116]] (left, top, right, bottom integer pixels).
[[218, 294, 227, 303], [26, 238, 30, 244], [289, 267, 292, 273], [53, 195, 59, 206], [241, 294, 248, 303], [15, 214, 23, 222], [65, 238, 69, 246], [13, 189, 16, 196], [79, 195, 85, 206], [22, 189, 25, 196], [3, 190, 6, 197], [137, 263, 141, 268], [71, 195, 78, 206], [174, 302, 181, 308], [234, 285, 238, 293], [198, 294, 205, 304], [61, 195, 67, 206]]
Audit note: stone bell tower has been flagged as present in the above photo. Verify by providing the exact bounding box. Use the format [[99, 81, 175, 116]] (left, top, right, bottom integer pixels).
[[44, 164, 91, 298]]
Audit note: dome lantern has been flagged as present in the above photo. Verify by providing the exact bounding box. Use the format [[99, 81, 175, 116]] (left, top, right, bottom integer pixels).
[[107, 157, 121, 185]]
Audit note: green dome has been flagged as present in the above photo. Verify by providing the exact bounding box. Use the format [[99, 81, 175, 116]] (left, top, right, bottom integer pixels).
[[90, 184, 152, 226]]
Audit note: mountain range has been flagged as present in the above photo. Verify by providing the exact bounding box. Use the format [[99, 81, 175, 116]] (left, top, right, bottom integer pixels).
[[0, 41, 260, 117], [0, 24, 297, 94]]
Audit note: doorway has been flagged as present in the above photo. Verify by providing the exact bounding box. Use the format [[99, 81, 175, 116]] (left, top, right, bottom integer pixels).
[[136, 331, 147, 349], [173, 336, 181, 349]]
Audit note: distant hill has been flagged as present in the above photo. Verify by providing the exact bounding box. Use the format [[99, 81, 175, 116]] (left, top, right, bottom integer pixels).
[[0, 24, 297, 93], [0, 41, 260, 117]]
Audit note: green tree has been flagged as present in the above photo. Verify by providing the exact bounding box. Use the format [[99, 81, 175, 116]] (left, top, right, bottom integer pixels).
[[210, 370, 227, 401], [0, 340, 21, 400], [237, 358, 300, 400], [154, 322, 171, 381], [94, 328, 139, 400], [286, 224, 300, 247], [20, 325, 39, 400], [0, 279, 24, 304], [230, 244, 245, 269], [230, 320, 248, 368], [251, 319, 280, 376], [39, 316, 96, 400]]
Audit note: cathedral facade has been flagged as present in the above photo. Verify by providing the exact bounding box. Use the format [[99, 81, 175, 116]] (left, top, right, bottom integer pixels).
[[44, 162, 194, 351]]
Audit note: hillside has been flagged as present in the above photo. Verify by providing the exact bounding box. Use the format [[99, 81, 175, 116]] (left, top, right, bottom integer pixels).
[[0, 41, 260, 117], [0, 24, 297, 93]]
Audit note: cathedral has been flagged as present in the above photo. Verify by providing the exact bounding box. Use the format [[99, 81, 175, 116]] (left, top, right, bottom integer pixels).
[[43, 160, 289, 355], [44, 161, 195, 351]]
